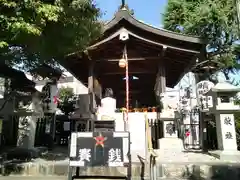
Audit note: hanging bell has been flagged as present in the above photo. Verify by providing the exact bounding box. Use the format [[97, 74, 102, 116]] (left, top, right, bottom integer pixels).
[[119, 58, 126, 68]]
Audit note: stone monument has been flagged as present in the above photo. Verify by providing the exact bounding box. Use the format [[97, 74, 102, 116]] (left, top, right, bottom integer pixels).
[[17, 91, 44, 148], [157, 93, 184, 152], [204, 81, 240, 160]]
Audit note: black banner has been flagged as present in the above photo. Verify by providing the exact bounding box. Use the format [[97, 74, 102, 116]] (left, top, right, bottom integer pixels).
[[69, 132, 129, 167]]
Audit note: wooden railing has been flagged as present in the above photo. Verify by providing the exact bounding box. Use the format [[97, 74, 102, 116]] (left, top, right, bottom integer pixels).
[[144, 113, 158, 180]]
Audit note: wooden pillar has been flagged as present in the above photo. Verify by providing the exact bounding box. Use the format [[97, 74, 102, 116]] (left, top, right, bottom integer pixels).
[[157, 64, 166, 94], [88, 60, 94, 94], [88, 59, 95, 131], [93, 77, 102, 100], [154, 48, 166, 98]]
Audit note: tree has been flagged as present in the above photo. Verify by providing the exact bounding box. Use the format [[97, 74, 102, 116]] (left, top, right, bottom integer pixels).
[[163, 0, 239, 81], [58, 87, 75, 115], [234, 96, 240, 149], [235, 95, 240, 129], [0, 0, 102, 71]]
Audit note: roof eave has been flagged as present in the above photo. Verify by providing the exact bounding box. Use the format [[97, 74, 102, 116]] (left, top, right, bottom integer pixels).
[[104, 9, 205, 45], [87, 27, 201, 54]]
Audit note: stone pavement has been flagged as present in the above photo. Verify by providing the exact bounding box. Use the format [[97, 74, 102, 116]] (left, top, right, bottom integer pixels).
[[0, 177, 130, 180], [156, 150, 221, 163], [0, 177, 184, 180], [0, 177, 66, 180]]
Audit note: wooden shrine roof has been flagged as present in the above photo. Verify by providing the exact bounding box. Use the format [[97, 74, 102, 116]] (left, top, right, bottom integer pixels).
[[64, 8, 206, 106], [30, 64, 62, 80], [0, 63, 37, 93]]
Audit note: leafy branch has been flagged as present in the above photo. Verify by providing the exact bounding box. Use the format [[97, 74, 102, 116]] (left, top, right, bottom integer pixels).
[[164, 0, 239, 82], [57, 87, 75, 115]]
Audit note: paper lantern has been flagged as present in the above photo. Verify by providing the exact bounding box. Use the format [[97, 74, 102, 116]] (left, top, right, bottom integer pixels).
[[119, 58, 126, 68]]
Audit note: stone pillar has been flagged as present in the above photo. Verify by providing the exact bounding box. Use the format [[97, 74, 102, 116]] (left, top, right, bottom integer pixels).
[[203, 82, 240, 160], [157, 110, 183, 152], [156, 91, 184, 152], [42, 81, 58, 149], [210, 112, 240, 161], [215, 113, 237, 151], [17, 93, 43, 148], [157, 118, 183, 152]]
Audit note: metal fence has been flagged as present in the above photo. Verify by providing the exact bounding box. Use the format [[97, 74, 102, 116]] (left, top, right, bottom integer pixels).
[[206, 120, 218, 150], [148, 119, 163, 149], [35, 116, 51, 147], [183, 124, 200, 149]]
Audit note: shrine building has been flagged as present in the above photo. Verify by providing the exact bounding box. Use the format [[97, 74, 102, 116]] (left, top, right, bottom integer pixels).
[[64, 6, 206, 109]]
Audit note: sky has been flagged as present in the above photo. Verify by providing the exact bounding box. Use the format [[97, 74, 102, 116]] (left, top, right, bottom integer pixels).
[[95, 0, 168, 27]]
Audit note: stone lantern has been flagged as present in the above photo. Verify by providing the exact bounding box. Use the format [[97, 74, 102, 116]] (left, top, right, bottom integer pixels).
[[204, 81, 240, 160]]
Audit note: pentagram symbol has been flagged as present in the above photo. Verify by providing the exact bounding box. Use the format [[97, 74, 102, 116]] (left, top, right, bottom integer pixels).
[[166, 122, 175, 136], [94, 133, 107, 147]]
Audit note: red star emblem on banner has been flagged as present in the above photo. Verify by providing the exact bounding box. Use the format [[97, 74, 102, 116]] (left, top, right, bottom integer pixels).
[[94, 133, 107, 147]]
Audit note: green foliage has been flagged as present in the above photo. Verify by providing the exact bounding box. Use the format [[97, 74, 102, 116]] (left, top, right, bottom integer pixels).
[[164, 0, 240, 149], [58, 87, 75, 115], [234, 97, 240, 149], [59, 87, 74, 101], [235, 97, 240, 128], [163, 0, 239, 80], [0, 0, 102, 71]]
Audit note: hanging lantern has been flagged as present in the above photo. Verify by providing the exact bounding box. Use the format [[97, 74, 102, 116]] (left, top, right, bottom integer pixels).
[[119, 58, 126, 68]]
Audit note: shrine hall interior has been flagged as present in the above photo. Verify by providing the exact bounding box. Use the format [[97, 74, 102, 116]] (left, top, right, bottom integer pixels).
[[63, 8, 206, 108]]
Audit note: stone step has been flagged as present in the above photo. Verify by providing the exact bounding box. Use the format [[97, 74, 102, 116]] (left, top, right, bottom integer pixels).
[[3, 158, 240, 180], [0, 160, 146, 178]]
